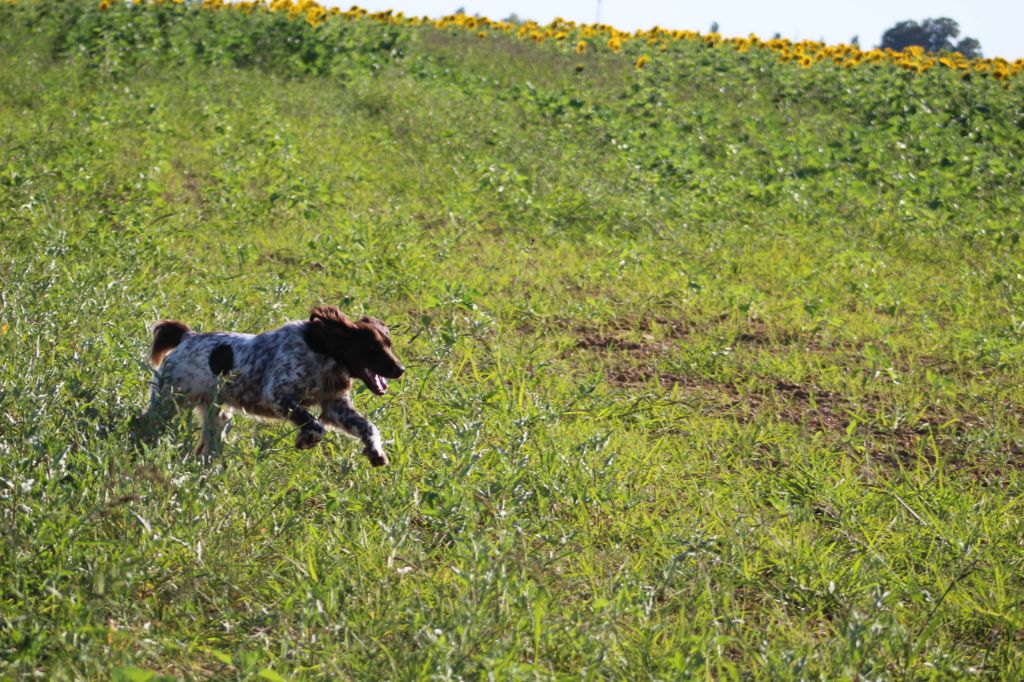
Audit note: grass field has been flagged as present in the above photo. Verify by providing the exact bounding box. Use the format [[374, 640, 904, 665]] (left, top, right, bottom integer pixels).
[[1, 2, 1023, 679]]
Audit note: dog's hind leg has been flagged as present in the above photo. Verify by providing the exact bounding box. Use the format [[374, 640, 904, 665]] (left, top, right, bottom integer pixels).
[[147, 367, 161, 413], [133, 369, 178, 448], [144, 367, 177, 418], [194, 401, 231, 464]]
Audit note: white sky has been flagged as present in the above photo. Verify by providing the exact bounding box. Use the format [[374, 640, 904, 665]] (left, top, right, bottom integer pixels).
[[324, 0, 1023, 59]]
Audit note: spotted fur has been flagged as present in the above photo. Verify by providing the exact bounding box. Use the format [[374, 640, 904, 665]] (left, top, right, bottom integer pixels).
[[147, 306, 404, 466]]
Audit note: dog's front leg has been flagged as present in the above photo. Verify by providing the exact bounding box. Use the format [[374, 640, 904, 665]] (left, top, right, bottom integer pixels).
[[321, 398, 388, 466], [276, 396, 325, 450]]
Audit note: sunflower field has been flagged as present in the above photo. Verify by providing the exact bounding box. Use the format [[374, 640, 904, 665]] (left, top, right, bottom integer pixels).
[[2, 0, 1024, 679]]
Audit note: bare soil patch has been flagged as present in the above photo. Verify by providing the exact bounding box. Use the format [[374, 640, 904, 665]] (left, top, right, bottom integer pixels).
[[565, 320, 1022, 469]]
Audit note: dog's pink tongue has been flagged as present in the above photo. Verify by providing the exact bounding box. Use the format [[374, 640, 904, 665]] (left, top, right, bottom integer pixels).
[[372, 373, 388, 394]]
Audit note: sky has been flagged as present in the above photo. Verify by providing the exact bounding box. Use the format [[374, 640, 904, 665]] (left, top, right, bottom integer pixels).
[[323, 0, 1024, 60]]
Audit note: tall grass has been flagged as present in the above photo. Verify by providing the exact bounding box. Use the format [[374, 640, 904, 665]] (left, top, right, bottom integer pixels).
[[1, 1, 1022, 678]]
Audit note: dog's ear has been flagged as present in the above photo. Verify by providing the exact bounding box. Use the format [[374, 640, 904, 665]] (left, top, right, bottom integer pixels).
[[310, 305, 350, 324], [305, 305, 357, 357]]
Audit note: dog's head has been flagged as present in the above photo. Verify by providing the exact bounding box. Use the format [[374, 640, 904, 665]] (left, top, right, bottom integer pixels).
[[305, 305, 404, 395]]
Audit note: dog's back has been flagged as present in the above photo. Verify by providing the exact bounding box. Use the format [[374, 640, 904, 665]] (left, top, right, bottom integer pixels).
[[155, 330, 258, 403]]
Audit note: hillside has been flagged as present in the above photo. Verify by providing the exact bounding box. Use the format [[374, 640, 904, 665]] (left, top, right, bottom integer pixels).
[[1, 1, 1023, 678]]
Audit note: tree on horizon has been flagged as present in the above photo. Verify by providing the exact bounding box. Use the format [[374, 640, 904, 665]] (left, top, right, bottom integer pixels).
[[880, 17, 982, 57]]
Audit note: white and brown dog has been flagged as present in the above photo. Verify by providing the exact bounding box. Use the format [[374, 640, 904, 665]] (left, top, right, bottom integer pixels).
[[147, 305, 404, 466]]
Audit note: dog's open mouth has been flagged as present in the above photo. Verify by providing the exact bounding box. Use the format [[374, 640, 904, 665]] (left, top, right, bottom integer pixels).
[[362, 370, 388, 396]]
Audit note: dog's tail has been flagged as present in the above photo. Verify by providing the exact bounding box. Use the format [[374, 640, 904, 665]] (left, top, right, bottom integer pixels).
[[151, 320, 191, 367]]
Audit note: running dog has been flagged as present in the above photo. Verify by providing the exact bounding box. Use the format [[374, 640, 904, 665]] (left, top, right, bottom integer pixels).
[[147, 305, 404, 466]]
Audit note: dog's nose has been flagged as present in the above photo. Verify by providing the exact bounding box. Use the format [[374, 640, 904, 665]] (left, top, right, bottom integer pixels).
[[394, 364, 405, 378]]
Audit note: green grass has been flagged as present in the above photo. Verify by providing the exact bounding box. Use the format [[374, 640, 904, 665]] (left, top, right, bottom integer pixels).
[[1, 2, 1023, 679]]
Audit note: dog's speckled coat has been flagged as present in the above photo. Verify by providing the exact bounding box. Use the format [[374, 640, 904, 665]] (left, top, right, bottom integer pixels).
[[147, 306, 404, 466]]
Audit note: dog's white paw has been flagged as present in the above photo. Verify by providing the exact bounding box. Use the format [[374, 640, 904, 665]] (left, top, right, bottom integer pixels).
[[366, 447, 389, 467]]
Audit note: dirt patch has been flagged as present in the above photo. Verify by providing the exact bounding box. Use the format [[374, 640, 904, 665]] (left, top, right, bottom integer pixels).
[[747, 379, 1001, 464], [730, 320, 875, 356], [575, 332, 673, 355], [601, 364, 1020, 468], [568, 315, 841, 354], [578, 314, 692, 338], [606, 366, 709, 390], [645, 315, 693, 340], [576, 334, 647, 352], [564, 314, 687, 365], [732, 320, 803, 347], [180, 172, 205, 206], [768, 379, 850, 432], [551, 312, 1021, 469], [163, 160, 216, 208]]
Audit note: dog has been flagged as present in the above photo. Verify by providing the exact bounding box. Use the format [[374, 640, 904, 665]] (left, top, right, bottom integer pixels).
[[147, 305, 404, 466]]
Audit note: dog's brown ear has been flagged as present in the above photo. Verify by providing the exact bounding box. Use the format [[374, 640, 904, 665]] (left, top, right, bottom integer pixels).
[[310, 305, 350, 325], [305, 306, 357, 358]]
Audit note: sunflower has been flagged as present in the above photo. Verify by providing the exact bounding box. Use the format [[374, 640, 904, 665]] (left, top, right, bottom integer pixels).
[[306, 5, 326, 27]]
